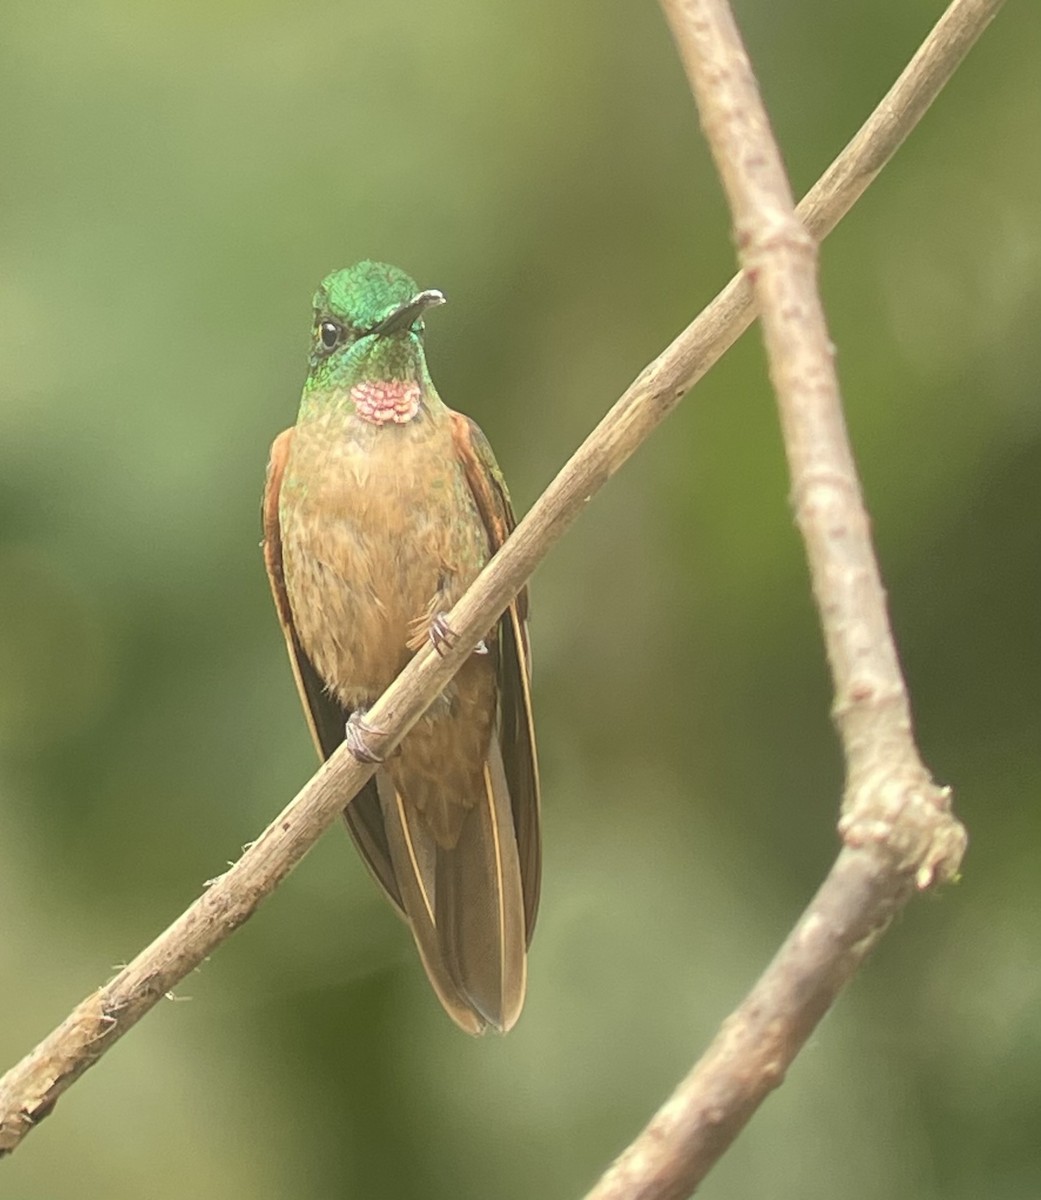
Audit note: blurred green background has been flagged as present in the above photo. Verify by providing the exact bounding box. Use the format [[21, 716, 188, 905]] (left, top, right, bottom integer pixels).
[[1, 0, 1038, 1197]]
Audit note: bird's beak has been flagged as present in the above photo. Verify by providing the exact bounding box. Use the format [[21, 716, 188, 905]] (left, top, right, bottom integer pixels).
[[371, 288, 446, 336]]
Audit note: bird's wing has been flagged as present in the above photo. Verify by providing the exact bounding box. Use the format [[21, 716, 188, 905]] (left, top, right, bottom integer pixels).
[[262, 428, 405, 915], [449, 412, 542, 943]]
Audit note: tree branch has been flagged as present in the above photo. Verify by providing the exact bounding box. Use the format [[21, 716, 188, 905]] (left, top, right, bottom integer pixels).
[[0, 0, 995, 1160], [581, 0, 993, 1196]]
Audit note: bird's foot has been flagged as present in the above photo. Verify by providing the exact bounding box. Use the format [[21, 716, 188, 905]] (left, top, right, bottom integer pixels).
[[429, 612, 489, 659], [344, 709, 385, 765]]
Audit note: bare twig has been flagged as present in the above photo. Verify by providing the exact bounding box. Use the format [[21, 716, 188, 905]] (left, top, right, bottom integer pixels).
[[581, 0, 990, 1196], [0, 0, 994, 1160]]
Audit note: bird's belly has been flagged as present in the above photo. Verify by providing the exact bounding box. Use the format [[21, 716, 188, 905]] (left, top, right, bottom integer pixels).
[[280, 425, 490, 712]]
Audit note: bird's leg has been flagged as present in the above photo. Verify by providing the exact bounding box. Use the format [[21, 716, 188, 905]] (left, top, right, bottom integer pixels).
[[429, 612, 489, 659], [344, 708, 385, 765]]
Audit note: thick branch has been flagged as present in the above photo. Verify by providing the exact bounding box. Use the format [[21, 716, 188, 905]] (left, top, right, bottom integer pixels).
[[581, 1, 989, 1196], [0, 0, 992, 1159]]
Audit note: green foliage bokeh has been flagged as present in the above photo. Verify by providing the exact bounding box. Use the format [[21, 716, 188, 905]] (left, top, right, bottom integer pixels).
[[1, 2, 1038, 1197]]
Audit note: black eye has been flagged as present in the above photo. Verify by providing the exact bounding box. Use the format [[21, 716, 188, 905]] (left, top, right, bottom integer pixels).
[[318, 320, 342, 352]]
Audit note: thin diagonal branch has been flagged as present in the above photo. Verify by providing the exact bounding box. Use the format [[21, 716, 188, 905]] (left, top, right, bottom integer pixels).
[[582, 0, 988, 1196], [0, 0, 993, 1159]]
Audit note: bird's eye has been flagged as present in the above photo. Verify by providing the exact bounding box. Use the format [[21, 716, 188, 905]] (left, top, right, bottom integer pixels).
[[318, 320, 343, 352]]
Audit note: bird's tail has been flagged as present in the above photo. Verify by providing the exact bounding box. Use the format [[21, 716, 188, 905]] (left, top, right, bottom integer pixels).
[[376, 739, 526, 1034]]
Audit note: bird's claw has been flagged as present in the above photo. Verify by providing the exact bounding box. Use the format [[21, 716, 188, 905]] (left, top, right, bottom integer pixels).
[[429, 612, 489, 658], [344, 709, 385, 765], [429, 612, 456, 657]]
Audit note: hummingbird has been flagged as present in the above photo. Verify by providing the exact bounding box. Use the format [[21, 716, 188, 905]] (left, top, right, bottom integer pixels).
[[262, 261, 540, 1034]]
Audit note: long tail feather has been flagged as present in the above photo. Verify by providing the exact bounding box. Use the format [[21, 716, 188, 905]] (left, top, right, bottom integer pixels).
[[435, 739, 527, 1033], [375, 773, 486, 1036]]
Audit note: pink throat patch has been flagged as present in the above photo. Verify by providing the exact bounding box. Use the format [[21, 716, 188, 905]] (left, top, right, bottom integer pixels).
[[350, 379, 421, 425]]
